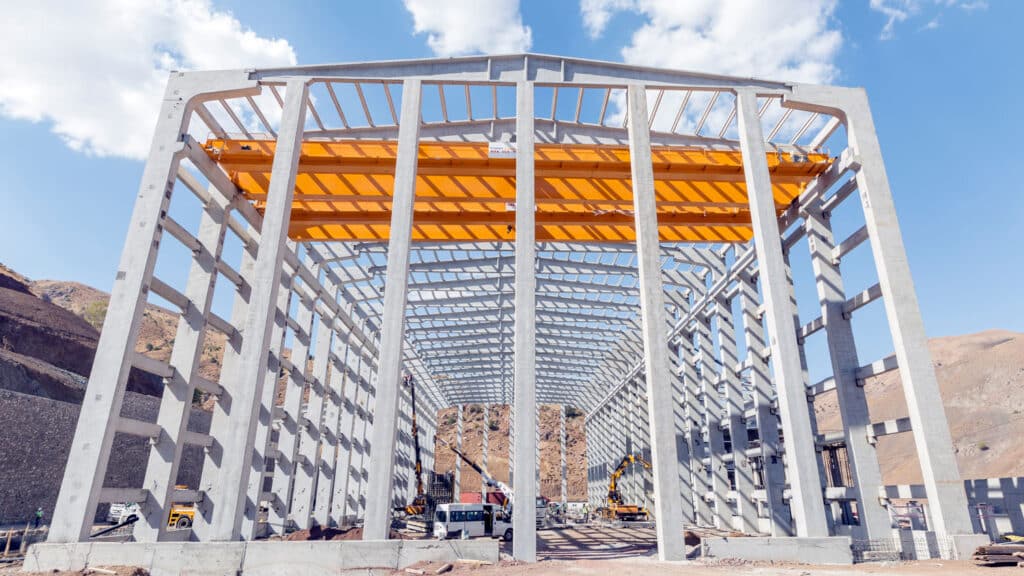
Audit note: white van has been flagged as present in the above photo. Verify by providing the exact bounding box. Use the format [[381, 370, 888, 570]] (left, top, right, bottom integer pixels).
[[433, 503, 513, 541]]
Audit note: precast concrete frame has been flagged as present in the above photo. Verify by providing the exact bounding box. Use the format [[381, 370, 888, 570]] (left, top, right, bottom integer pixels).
[[44, 55, 981, 564]]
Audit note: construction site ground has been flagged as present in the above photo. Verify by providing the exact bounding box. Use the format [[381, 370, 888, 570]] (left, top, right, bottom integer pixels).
[[2, 524, 1012, 575]]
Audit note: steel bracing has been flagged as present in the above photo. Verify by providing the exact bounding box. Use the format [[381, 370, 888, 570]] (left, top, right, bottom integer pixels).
[[45, 54, 979, 563]]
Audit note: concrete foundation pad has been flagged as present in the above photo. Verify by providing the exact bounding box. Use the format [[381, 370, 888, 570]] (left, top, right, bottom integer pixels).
[[950, 533, 989, 559], [703, 536, 853, 565], [25, 539, 499, 575]]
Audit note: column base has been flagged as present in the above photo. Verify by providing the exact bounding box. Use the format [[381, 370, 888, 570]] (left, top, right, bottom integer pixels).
[[703, 536, 853, 564]]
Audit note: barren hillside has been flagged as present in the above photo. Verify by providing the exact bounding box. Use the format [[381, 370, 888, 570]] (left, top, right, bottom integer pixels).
[[815, 329, 1024, 484], [31, 279, 228, 386]]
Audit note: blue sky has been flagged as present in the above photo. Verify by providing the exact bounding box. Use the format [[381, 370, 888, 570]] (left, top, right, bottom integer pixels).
[[0, 0, 1020, 361]]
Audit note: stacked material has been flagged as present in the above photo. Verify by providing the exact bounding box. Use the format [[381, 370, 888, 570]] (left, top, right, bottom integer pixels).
[[971, 541, 1024, 566]]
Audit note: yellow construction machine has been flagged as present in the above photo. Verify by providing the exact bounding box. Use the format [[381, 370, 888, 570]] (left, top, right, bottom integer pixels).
[[599, 454, 652, 521], [395, 374, 433, 517]]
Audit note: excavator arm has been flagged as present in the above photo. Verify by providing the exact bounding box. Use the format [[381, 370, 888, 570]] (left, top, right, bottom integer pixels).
[[396, 375, 431, 516], [438, 437, 513, 508], [604, 454, 652, 520]]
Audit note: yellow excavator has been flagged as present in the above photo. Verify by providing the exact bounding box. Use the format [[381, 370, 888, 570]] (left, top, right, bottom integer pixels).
[[599, 454, 652, 521], [395, 374, 433, 517]]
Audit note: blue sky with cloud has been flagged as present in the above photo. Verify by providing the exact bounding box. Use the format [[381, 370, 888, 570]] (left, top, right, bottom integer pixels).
[[0, 0, 1020, 352]]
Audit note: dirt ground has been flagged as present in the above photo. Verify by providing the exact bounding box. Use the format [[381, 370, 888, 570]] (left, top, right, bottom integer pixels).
[[394, 558, 1018, 576], [395, 525, 1014, 575], [0, 526, 1005, 576]]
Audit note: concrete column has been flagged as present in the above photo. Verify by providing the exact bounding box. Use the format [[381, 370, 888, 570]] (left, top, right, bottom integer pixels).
[[134, 187, 231, 542], [805, 202, 890, 540], [785, 241, 838, 533], [739, 270, 791, 535], [196, 245, 256, 536], [393, 384, 411, 508], [345, 340, 370, 524], [843, 92, 975, 541], [627, 84, 685, 560], [454, 405, 463, 501], [508, 400, 515, 487], [481, 403, 489, 500], [512, 80, 538, 562], [736, 89, 828, 537], [242, 265, 293, 539], [47, 73, 219, 543], [626, 379, 638, 504], [670, 340, 696, 524], [267, 273, 317, 533], [194, 78, 308, 541], [315, 307, 350, 527], [292, 288, 336, 529], [697, 310, 730, 528], [358, 359, 378, 519], [363, 78, 421, 541], [331, 329, 360, 526], [716, 288, 758, 534], [682, 328, 712, 526], [560, 405, 568, 507]]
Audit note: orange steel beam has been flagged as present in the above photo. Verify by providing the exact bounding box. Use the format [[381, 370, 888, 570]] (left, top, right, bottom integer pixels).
[[204, 139, 831, 242]]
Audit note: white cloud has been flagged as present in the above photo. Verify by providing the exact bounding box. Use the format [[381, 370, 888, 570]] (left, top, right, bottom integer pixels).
[[581, 0, 636, 38], [870, 0, 919, 39], [403, 0, 532, 56], [0, 0, 296, 160], [588, 0, 843, 85], [870, 0, 987, 40]]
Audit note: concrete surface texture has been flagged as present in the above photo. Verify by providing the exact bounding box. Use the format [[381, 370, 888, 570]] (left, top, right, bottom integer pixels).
[[22, 539, 499, 574]]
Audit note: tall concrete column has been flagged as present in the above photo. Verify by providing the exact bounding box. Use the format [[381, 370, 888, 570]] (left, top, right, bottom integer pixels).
[[332, 332, 361, 526], [627, 84, 685, 560], [560, 405, 568, 507], [697, 310, 730, 528], [670, 340, 696, 524], [267, 274, 318, 533], [841, 91, 975, 543], [716, 288, 758, 534], [134, 186, 231, 542], [512, 80, 538, 562], [358, 354, 379, 519], [805, 202, 890, 540], [346, 345, 370, 523], [363, 78, 421, 540], [739, 270, 791, 535], [454, 405, 463, 501], [682, 328, 712, 526], [195, 78, 308, 541], [316, 308, 351, 527], [481, 403, 489, 500], [48, 71, 256, 543], [736, 89, 828, 538], [292, 287, 337, 529], [242, 266, 294, 539]]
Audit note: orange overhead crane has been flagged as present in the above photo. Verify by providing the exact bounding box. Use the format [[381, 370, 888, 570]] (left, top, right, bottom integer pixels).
[[204, 139, 831, 243]]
